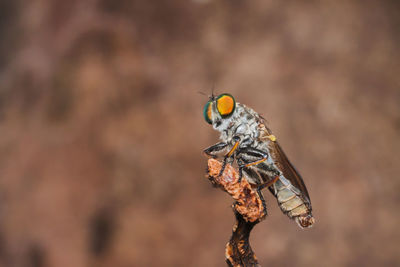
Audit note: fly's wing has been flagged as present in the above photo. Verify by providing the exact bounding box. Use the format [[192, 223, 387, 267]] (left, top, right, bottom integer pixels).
[[269, 141, 311, 208], [257, 120, 314, 227]]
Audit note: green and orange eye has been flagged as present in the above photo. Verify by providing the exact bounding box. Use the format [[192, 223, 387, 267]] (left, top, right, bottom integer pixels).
[[216, 93, 235, 117], [203, 101, 213, 124]]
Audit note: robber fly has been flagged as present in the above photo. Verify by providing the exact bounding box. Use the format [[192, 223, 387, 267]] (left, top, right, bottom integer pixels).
[[203, 93, 314, 228]]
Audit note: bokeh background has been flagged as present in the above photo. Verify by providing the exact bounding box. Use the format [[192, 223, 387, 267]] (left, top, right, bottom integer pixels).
[[1, 1, 400, 266]]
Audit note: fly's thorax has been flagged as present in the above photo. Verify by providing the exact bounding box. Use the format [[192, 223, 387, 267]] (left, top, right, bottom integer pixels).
[[215, 104, 261, 145]]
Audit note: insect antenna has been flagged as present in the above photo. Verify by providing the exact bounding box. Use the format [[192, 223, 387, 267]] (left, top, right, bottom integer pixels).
[[211, 83, 218, 99], [209, 83, 219, 100], [198, 83, 218, 100]]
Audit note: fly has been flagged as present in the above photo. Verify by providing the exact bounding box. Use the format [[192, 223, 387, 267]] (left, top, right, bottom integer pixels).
[[203, 93, 315, 228]]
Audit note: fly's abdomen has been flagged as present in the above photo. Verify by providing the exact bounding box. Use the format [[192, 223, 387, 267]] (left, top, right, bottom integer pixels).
[[273, 178, 315, 228]]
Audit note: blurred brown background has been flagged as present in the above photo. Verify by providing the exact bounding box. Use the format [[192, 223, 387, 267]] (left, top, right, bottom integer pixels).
[[1, 1, 400, 266]]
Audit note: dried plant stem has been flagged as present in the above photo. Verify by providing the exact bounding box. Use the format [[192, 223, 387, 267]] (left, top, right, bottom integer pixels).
[[207, 159, 266, 267], [225, 211, 260, 267]]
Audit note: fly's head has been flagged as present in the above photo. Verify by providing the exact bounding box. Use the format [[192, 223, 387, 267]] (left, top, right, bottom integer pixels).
[[203, 93, 236, 132]]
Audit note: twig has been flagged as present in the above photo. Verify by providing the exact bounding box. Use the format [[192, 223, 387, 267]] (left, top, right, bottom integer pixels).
[[207, 159, 266, 267], [225, 210, 260, 267]]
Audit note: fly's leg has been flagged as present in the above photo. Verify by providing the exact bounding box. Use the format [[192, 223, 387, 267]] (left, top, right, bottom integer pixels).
[[238, 166, 244, 183], [203, 139, 240, 177], [256, 186, 267, 217], [240, 148, 269, 167], [236, 147, 281, 217], [203, 142, 229, 158], [204, 142, 229, 185], [255, 176, 280, 217], [262, 175, 280, 188], [235, 165, 268, 216], [218, 136, 241, 177], [237, 147, 270, 183], [238, 147, 269, 164], [235, 147, 272, 215], [237, 147, 281, 183]]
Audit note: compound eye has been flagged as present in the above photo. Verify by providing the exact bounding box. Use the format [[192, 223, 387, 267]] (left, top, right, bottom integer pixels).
[[216, 94, 235, 117], [203, 101, 213, 124]]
